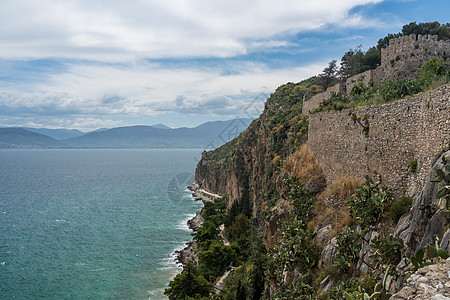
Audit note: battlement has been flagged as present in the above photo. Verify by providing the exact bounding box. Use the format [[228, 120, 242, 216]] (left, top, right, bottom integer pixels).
[[381, 34, 450, 70], [302, 34, 450, 115]]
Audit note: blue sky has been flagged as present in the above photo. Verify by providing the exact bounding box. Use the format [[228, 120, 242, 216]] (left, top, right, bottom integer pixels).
[[0, 0, 448, 131]]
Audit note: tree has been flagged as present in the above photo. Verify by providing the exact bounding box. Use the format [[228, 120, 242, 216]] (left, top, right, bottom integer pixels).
[[361, 46, 381, 71], [339, 46, 364, 78], [164, 262, 212, 299], [199, 240, 236, 280], [319, 60, 338, 90], [401, 21, 450, 40], [377, 22, 450, 50]]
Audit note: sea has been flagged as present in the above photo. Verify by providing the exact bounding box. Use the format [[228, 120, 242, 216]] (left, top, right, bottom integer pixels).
[[0, 149, 204, 300]]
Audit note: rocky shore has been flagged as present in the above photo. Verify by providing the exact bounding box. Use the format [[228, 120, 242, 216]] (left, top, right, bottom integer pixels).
[[174, 182, 220, 268]]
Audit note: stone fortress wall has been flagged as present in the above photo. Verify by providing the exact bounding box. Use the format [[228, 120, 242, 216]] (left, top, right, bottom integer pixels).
[[302, 84, 342, 115], [302, 34, 450, 115], [307, 84, 450, 198]]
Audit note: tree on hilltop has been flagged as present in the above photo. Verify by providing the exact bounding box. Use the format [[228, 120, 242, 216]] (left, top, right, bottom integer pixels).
[[319, 60, 338, 90]]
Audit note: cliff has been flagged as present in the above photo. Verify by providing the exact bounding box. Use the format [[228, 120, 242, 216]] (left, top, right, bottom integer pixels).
[[170, 31, 450, 299]]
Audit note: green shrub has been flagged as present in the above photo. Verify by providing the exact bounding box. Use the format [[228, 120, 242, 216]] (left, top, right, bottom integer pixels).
[[408, 159, 418, 173], [417, 57, 448, 87], [432, 163, 450, 216], [269, 216, 319, 296], [199, 239, 236, 281], [165, 262, 212, 299], [334, 227, 361, 274], [370, 234, 404, 272], [389, 196, 413, 223], [346, 176, 393, 232]]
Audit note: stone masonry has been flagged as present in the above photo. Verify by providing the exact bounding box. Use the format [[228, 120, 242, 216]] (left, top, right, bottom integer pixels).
[[302, 84, 342, 115], [307, 84, 450, 198], [302, 34, 450, 115]]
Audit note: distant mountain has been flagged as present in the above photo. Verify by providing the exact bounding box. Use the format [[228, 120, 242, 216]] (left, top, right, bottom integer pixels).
[[0, 128, 64, 148], [25, 128, 85, 140], [150, 123, 171, 130], [88, 128, 110, 133], [0, 119, 253, 149], [63, 118, 253, 149]]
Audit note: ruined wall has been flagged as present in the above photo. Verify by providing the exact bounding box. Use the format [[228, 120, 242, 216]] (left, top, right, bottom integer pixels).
[[346, 70, 373, 93], [381, 34, 450, 70], [376, 34, 450, 83], [307, 84, 450, 197], [302, 34, 450, 110], [302, 84, 341, 115]]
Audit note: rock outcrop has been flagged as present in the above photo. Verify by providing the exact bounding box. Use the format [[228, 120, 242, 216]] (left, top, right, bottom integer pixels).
[[395, 150, 450, 258], [392, 258, 450, 299]]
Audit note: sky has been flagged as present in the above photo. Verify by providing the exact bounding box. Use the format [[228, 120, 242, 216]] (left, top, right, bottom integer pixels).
[[0, 0, 448, 131]]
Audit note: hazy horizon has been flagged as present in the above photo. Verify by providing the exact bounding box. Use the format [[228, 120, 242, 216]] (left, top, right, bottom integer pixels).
[[0, 0, 448, 131]]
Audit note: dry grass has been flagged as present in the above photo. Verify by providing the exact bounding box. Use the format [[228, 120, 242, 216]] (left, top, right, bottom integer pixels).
[[283, 144, 325, 185], [312, 176, 362, 241], [319, 176, 362, 203]]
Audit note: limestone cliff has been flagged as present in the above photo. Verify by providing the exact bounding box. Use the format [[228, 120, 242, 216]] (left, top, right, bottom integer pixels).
[[191, 34, 450, 298]]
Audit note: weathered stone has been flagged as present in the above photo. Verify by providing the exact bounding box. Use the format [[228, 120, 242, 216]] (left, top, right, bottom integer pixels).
[[396, 151, 450, 256], [316, 224, 333, 245], [418, 210, 444, 250], [320, 275, 335, 293], [308, 86, 450, 199], [441, 229, 450, 253], [320, 237, 338, 267], [391, 259, 450, 299], [187, 211, 204, 231], [357, 231, 379, 274]]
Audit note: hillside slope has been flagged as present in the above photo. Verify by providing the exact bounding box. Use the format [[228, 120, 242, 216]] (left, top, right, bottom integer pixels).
[[0, 128, 64, 148], [64, 119, 253, 148], [174, 33, 450, 299]]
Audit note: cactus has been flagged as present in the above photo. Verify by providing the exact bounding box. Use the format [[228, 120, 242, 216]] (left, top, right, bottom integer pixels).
[[410, 236, 449, 272], [349, 111, 370, 136], [432, 162, 450, 216], [344, 268, 392, 299]]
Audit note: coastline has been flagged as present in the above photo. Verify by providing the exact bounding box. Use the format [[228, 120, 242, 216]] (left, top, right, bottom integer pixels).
[[173, 182, 220, 268]]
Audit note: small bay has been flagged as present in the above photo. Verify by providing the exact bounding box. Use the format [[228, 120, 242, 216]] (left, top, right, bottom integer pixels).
[[0, 149, 203, 299]]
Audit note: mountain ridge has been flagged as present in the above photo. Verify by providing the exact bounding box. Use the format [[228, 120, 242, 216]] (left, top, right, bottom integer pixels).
[[0, 118, 253, 149]]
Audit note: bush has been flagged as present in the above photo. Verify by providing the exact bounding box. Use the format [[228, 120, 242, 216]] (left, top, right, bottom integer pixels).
[[417, 57, 448, 87], [165, 262, 212, 299], [346, 176, 393, 232], [283, 144, 325, 188], [377, 79, 423, 101], [226, 213, 250, 241], [369, 234, 404, 272], [409, 159, 418, 173], [199, 240, 236, 281], [389, 196, 413, 223], [269, 216, 319, 297], [334, 227, 361, 274]]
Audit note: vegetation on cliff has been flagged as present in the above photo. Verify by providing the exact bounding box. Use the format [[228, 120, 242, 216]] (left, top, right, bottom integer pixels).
[[313, 57, 449, 113], [170, 21, 450, 299]]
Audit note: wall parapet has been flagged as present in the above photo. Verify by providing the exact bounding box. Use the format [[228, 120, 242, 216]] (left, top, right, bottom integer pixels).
[[302, 34, 450, 114], [307, 84, 450, 197], [302, 84, 341, 115]]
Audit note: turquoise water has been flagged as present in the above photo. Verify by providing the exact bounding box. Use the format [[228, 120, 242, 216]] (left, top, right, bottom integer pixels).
[[0, 149, 203, 299]]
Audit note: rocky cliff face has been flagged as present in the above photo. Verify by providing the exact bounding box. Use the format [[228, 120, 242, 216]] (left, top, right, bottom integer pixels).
[[391, 258, 450, 299], [196, 81, 310, 217], [194, 73, 449, 297]]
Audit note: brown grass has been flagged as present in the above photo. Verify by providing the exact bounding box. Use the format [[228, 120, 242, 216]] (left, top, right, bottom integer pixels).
[[319, 176, 362, 203], [283, 144, 324, 185], [312, 176, 362, 241]]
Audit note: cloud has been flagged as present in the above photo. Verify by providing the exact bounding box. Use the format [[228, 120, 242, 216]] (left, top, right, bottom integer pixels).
[[0, 60, 325, 128], [0, 0, 392, 130], [0, 0, 385, 60]]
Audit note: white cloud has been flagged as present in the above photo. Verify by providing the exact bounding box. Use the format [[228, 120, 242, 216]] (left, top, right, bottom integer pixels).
[[0, 60, 325, 129], [0, 0, 384, 60]]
